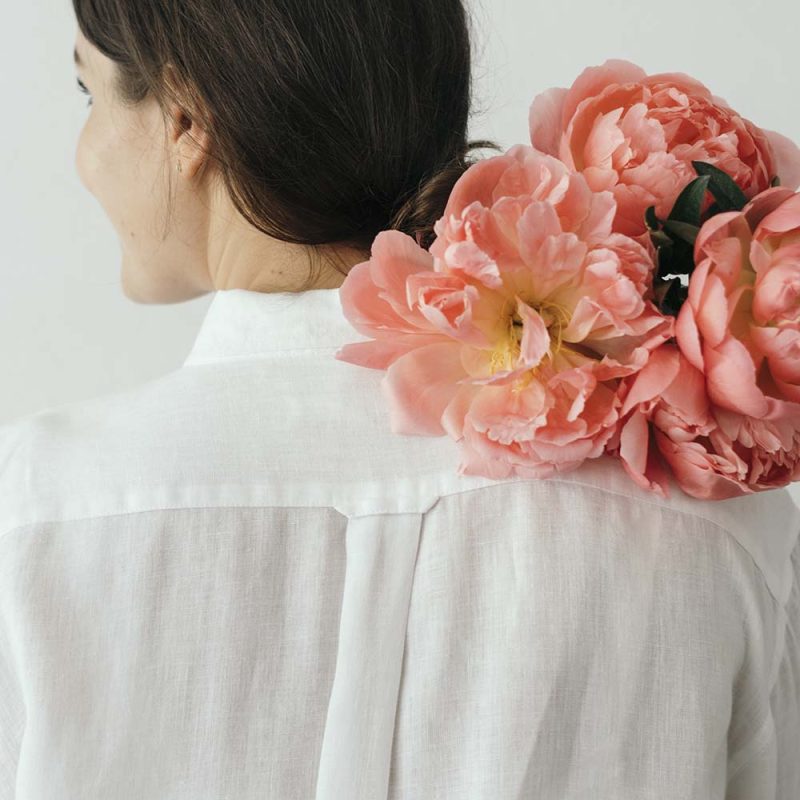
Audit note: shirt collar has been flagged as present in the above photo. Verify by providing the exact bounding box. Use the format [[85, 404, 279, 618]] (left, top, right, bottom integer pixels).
[[182, 287, 370, 366]]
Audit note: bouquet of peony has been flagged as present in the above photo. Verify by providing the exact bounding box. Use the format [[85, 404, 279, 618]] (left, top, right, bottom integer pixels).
[[334, 59, 800, 501]]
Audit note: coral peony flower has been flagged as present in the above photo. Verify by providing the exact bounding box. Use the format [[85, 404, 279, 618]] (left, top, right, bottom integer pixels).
[[528, 59, 800, 242], [610, 344, 800, 499], [675, 186, 800, 416], [334, 144, 674, 480]]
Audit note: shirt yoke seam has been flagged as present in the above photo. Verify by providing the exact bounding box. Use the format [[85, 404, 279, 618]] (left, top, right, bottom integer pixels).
[[0, 473, 786, 556], [0, 474, 743, 531]]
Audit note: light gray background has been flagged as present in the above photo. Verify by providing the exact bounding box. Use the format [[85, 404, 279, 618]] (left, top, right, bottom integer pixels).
[[2, 1, 799, 504]]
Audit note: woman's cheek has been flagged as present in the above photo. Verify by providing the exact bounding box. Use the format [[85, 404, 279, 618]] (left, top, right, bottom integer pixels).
[[74, 121, 102, 197]]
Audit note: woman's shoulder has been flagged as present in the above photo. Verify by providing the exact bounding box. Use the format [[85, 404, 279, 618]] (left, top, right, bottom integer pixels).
[[2, 372, 799, 610], [0, 371, 186, 542], [423, 454, 800, 609]]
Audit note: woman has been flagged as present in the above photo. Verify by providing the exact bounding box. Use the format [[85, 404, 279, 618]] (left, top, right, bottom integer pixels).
[[0, 1, 798, 798]]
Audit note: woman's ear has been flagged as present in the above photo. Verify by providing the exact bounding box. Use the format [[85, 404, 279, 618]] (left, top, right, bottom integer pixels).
[[172, 111, 212, 180], [163, 64, 212, 180]]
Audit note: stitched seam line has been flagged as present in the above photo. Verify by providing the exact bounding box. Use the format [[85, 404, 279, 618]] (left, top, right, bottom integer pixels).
[[2, 473, 797, 609]]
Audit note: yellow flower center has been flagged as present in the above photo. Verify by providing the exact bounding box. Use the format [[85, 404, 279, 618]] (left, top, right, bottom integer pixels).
[[490, 296, 572, 393]]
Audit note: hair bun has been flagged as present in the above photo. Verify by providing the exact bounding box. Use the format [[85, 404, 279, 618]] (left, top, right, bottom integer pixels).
[[388, 139, 501, 251]]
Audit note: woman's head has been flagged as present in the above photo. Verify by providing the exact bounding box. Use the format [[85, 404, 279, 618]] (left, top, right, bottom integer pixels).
[[71, 0, 501, 303]]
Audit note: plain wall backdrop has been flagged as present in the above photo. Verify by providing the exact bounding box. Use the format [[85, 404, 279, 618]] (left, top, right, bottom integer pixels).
[[2, 0, 799, 505]]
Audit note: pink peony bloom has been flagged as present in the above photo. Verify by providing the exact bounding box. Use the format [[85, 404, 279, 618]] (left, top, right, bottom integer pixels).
[[614, 187, 800, 499], [610, 344, 800, 499], [528, 59, 800, 242], [676, 186, 800, 415], [334, 144, 674, 480]]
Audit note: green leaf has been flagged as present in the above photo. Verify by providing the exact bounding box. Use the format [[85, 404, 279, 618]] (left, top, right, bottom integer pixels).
[[653, 276, 674, 308], [771, 175, 781, 187], [653, 279, 671, 306], [691, 161, 748, 211], [662, 219, 700, 246], [672, 237, 696, 274], [669, 175, 710, 225], [653, 276, 687, 317], [663, 279, 688, 316], [655, 241, 677, 281], [649, 229, 673, 248], [655, 235, 694, 284], [645, 205, 661, 230]]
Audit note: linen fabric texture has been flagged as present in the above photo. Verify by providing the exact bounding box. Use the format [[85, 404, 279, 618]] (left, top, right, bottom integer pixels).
[[0, 287, 798, 799]]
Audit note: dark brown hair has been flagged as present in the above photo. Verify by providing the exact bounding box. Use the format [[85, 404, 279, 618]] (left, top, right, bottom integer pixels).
[[72, 0, 502, 289]]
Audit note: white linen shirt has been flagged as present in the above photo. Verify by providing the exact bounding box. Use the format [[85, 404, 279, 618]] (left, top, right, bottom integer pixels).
[[1, 286, 799, 800]]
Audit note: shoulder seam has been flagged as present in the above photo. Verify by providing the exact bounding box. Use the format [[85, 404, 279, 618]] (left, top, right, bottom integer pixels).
[[0, 474, 748, 542], [2, 471, 796, 607]]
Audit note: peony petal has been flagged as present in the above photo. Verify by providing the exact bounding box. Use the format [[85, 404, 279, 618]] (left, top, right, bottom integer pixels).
[[382, 341, 467, 436], [762, 127, 800, 191], [337, 260, 418, 338], [458, 420, 519, 479], [752, 191, 800, 237], [583, 106, 626, 170], [694, 271, 730, 348], [440, 151, 519, 223], [751, 325, 800, 386], [370, 229, 435, 302], [618, 407, 649, 477], [704, 336, 770, 417], [562, 59, 648, 123], [619, 344, 681, 416], [440, 382, 483, 440], [675, 302, 704, 372], [752, 261, 800, 324], [406, 274, 494, 348], [467, 380, 551, 446], [516, 299, 552, 368], [656, 431, 751, 500], [643, 70, 715, 100], [441, 240, 504, 289], [694, 213, 742, 267], [529, 86, 569, 156], [335, 333, 448, 370], [742, 186, 797, 232], [660, 355, 710, 423]]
